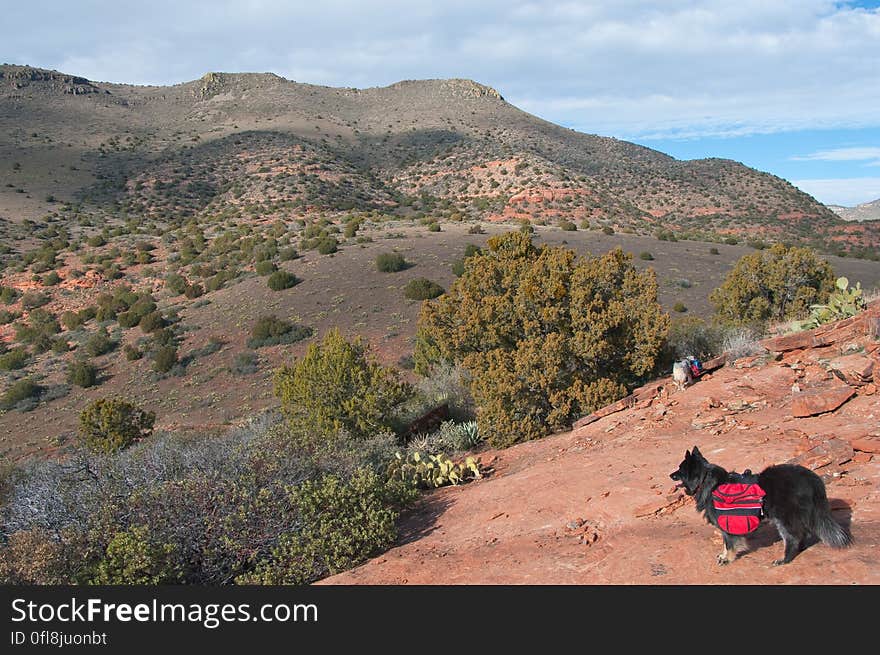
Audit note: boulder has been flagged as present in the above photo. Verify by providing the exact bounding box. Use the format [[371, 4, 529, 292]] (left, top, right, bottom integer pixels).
[[789, 438, 853, 470], [851, 436, 880, 454], [760, 331, 830, 353], [828, 355, 874, 386], [791, 385, 855, 418]]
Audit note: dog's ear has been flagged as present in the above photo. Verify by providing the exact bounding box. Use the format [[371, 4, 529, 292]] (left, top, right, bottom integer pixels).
[[685, 448, 691, 458], [691, 446, 706, 462]]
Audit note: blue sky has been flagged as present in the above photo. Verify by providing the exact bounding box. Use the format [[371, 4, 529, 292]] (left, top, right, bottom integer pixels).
[[3, 0, 879, 206]]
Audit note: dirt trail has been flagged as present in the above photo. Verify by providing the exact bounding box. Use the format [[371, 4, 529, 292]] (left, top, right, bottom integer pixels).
[[323, 305, 880, 585]]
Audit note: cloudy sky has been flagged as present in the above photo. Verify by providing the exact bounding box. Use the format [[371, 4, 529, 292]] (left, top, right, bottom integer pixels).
[[4, 0, 880, 205]]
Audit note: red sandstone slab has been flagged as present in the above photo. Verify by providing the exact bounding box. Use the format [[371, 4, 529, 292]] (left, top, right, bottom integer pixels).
[[791, 384, 855, 417]]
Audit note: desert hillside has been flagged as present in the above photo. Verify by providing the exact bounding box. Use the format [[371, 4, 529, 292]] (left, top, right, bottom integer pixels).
[[2, 64, 877, 256], [323, 303, 880, 584]]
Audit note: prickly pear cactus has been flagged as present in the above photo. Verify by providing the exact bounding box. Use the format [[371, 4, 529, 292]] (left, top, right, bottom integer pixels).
[[800, 277, 866, 330], [387, 451, 483, 489]]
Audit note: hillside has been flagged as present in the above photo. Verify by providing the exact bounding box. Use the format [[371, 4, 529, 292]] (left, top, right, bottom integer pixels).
[[323, 303, 880, 584], [831, 198, 880, 223], [3, 64, 880, 463], [2, 64, 877, 258]]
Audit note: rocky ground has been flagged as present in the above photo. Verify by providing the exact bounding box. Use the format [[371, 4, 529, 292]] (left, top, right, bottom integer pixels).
[[323, 303, 880, 585]]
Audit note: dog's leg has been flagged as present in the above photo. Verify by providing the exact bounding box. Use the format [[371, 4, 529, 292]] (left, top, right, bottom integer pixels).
[[771, 520, 801, 566], [716, 532, 742, 565]]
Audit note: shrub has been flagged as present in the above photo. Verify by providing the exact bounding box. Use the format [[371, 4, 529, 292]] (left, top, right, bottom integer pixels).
[[267, 270, 300, 291], [1, 378, 40, 410], [558, 220, 577, 231], [78, 397, 155, 454], [413, 231, 668, 447], [230, 351, 259, 375], [0, 285, 20, 304], [721, 327, 766, 360], [639, 252, 654, 261], [602, 226, 615, 235], [403, 278, 445, 300], [151, 327, 175, 348], [117, 297, 158, 328], [138, 311, 165, 334], [67, 360, 98, 388], [165, 273, 188, 295], [0, 529, 87, 585], [235, 469, 399, 585], [153, 346, 178, 373], [60, 310, 85, 331], [316, 237, 338, 254], [709, 244, 835, 326], [20, 291, 50, 310], [344, 221, 360, 239], [255, 260, 277, 276], [274, 328, 413, 447], [123, 344, 143, 361], [0, 412, 412, 586], [51, 338, 70, 354], [0, 347, 29, 371], [375, 252, 407, 272], [427, 222, 441, 232], [14, 309, 60, 352], [279, 246, 299, 261], [93, 526, 181, 584], [248, 315, 312, 349], [42, 271, 61, 286], [85, 328, 115, 357], [709, 247, 720, 255], [0, 309, 20, 325], [184, 283, 204, 299], [673, 302, 687, 313]]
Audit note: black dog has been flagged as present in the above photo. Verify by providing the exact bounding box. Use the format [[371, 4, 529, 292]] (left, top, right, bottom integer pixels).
[[670, 446, 852, 565]]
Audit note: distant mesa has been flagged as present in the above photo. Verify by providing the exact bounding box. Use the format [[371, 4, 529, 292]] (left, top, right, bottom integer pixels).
[[0, 64, 105, 95], [829, 198, 880, 222]]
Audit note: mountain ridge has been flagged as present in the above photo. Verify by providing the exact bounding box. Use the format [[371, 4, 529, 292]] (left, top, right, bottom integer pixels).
[[3, 62, 872, 257]]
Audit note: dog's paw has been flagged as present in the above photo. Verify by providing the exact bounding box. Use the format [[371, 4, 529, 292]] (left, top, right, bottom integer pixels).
[[771, 558, 787, 567], [716, 553, 730, 566]]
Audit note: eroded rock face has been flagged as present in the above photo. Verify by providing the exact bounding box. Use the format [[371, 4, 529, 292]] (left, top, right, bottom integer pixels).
[[0, 65, 101, 94]]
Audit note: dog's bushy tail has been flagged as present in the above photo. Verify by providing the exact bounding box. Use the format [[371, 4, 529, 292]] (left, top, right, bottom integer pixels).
[[817, 512, 852, 549]]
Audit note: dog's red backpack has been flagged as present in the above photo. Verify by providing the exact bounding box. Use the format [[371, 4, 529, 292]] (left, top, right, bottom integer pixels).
[[712, 477, 765, 535]]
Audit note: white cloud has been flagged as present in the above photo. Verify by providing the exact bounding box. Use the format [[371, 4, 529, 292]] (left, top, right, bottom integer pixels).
[[3, 1, 880, 139], [791, 147, 880, 162], [791, 177, 880, 206]]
